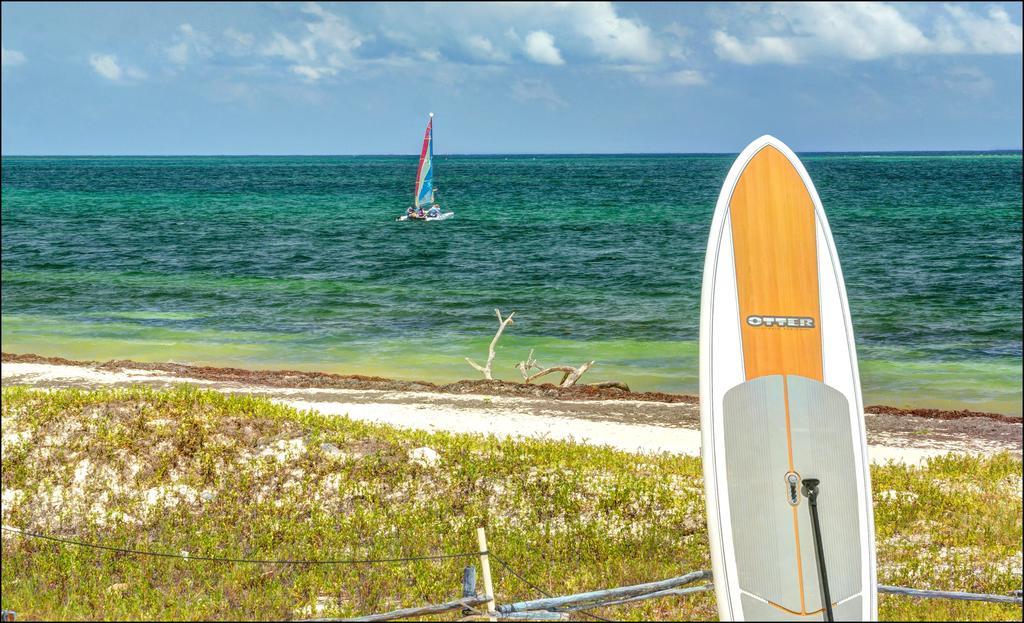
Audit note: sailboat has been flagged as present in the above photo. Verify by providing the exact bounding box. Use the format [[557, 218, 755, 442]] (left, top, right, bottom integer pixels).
[[398, 113, 454, 221]]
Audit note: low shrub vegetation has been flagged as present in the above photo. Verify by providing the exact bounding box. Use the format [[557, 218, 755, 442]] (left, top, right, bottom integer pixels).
[[1, 386, 1020, 620]]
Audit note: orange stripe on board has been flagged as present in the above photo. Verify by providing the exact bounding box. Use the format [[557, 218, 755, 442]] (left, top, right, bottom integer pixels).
[[783, 375, 795, 472], [730, 145, 823, 382], [766, 599, 835, 617], [783, 376, 807, 613]]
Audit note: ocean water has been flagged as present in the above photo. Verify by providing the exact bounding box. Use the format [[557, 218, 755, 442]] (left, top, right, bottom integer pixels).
[[2, 153, 1021, 415]]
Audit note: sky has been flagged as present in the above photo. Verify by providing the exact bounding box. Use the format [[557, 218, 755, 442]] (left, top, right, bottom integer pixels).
[[1, 2, 1022, 154]]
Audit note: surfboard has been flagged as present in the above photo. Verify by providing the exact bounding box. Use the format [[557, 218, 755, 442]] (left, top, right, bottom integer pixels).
[[699, 135, 876, 621]]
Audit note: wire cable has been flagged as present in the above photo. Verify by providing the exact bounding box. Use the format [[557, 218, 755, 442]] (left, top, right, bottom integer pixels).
[[2, 526, 479, 565], [490, 553, 614, 623]]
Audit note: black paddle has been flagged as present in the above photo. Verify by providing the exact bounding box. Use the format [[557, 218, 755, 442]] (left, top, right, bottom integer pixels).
[[802, 478, 835, 622]]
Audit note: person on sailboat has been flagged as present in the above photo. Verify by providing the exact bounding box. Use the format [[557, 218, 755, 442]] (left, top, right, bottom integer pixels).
[[426, 205, 441, 219]]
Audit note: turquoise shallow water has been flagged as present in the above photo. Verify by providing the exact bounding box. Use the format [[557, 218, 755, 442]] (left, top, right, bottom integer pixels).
[[2, 153, 1021, 414]]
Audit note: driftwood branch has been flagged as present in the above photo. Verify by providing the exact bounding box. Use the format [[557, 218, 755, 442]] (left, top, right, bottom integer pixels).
[[561, 361, 593, 387], [466, 309, 515, 380], [524, 366, 576, 384], [517, 353, 597, 388], [526, 361, 593, 388], [516, 349, 539, 380]]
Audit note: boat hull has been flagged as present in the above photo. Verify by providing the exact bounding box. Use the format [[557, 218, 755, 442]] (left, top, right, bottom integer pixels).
[[397, 211, 454, 222]]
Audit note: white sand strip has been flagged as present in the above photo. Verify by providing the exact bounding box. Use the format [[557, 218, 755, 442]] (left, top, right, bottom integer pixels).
[[280, 398, 703, 456], [1, 362, 217, 386], [2, 361, 1013, 465], [275, 398, 977, 465]]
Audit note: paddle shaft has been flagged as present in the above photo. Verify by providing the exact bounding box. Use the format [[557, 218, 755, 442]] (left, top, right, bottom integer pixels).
[[802, 478, 834, 622]]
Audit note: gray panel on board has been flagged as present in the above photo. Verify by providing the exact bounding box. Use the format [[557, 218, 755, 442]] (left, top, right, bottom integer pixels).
[[787, 375, 862, 608], [724, 375, 862, 618], [724, 375, 801, 612]]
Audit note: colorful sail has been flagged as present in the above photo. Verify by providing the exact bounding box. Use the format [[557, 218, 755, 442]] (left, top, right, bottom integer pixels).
[[414, 114, 435, 208]]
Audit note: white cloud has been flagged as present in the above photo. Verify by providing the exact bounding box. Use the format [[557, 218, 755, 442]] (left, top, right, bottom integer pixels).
[[290, 64, 336, 81], [2, 47, 27, 67], [261, 2, 367, 80], [935, 5, 1023, 54], [302, 2, 366, 56], [523, 30, 564, 65], [418, 48, 442, 63], [712, 31, 801, 65], [465, 35, 510, 63], [713, 2, 1023, 64], [263, 32, 312, 64], [358, 2, 664, 69], [89, 53, 146, 81], [665, 69, 706, 86], [662, 22, 691, 61], [663, 22, 689, 41], [475, 3, 663, 65], [166, 42, 189, 65], [264, 38, 300, 65], [224, 28, 255, 50], [570, 2, 661, 64], [626, 67, 708, 88], [164, 23, 215, 68], [127, 3, 702, 89], [510, 78, 567, 109]]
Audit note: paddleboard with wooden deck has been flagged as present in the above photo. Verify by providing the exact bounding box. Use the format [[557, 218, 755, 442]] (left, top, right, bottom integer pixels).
[[699, 135, 876, 621]]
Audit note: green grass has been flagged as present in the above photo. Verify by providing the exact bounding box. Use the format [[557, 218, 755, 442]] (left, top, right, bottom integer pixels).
[[1, 386, 1020, 621]]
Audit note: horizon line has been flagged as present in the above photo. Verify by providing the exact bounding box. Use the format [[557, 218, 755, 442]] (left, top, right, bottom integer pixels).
[[3, 148, 1022, 158]]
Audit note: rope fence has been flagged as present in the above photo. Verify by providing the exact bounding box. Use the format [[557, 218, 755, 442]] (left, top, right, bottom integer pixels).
[[3, 524, 1021, 621]]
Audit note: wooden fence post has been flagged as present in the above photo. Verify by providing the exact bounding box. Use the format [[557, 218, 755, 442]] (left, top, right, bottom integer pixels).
[[477, 527, 497, 621]]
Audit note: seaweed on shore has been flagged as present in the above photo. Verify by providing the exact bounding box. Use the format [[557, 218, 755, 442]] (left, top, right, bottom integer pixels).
[[3, 351, 1016, 422]]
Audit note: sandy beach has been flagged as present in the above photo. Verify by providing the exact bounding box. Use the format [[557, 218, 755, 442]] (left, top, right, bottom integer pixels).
[[3, 352, 1018, 466]]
